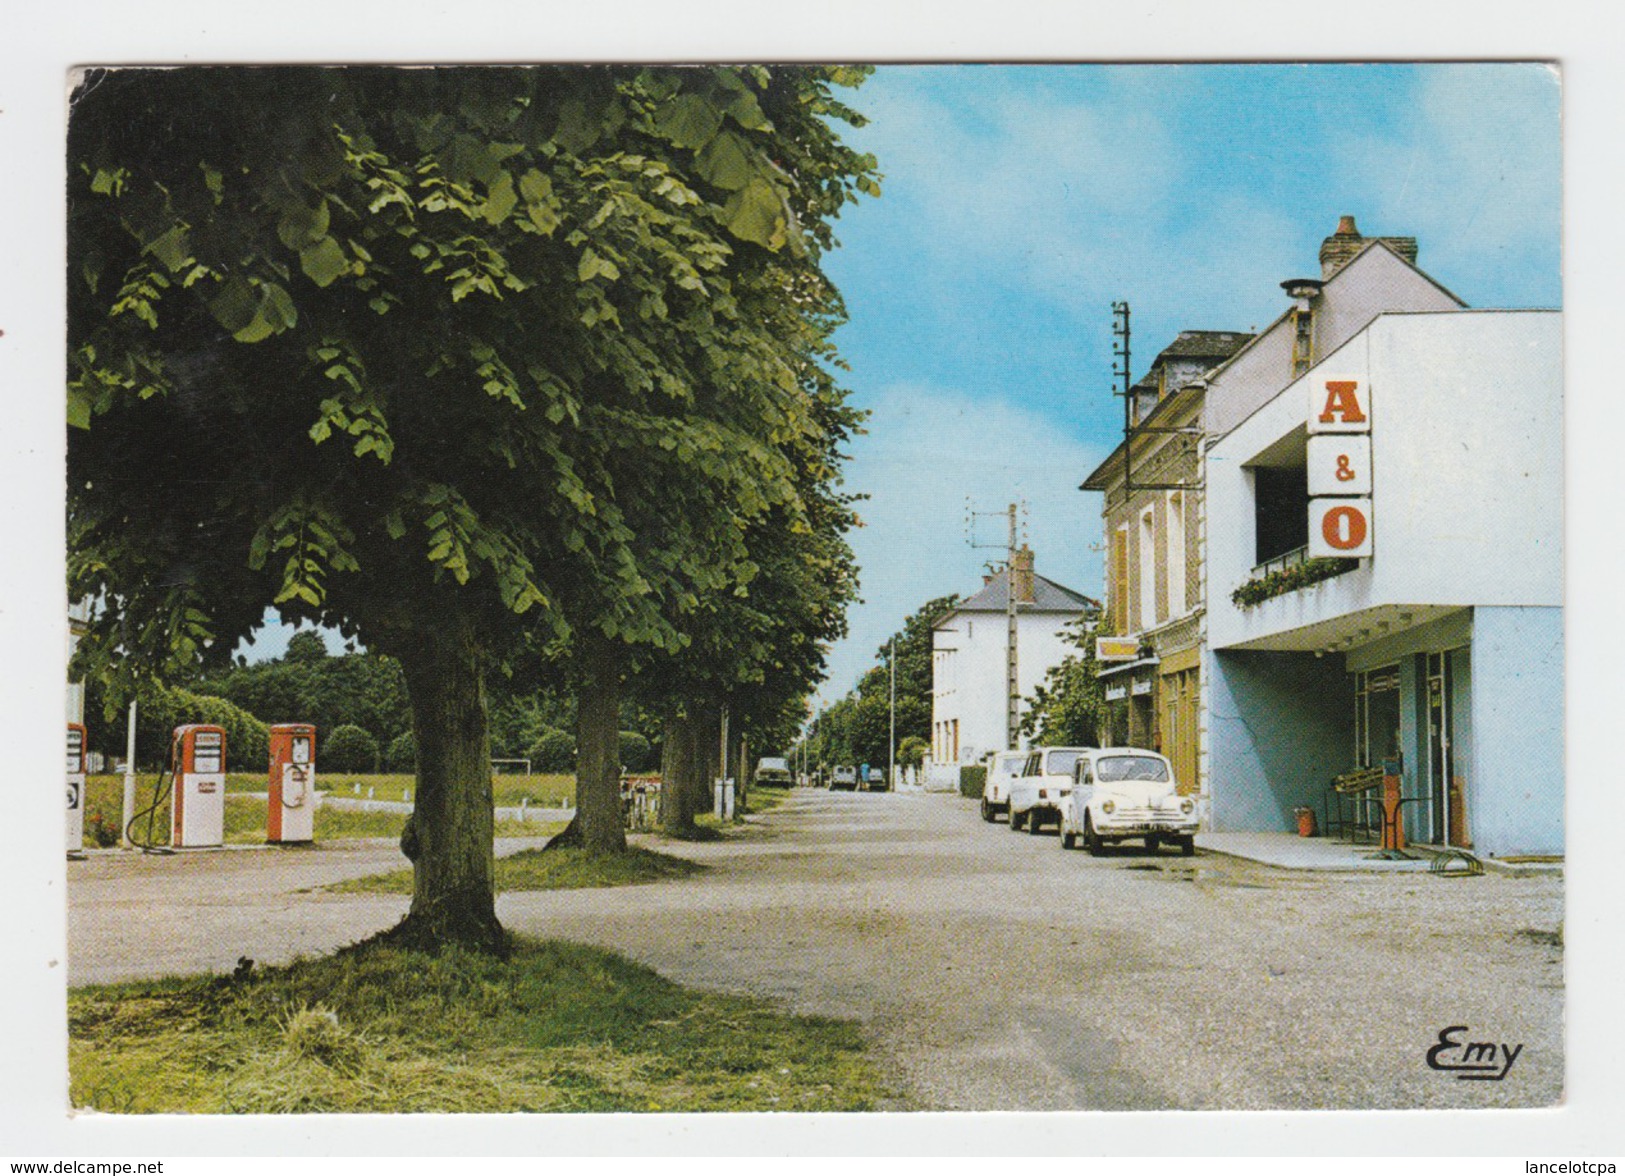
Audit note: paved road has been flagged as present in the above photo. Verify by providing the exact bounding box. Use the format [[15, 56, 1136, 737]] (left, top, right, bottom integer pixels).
[[68, 788, 1564, 1111]]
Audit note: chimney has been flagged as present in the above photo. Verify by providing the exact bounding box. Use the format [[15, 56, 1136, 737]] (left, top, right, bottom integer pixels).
[[1319, 215, 1364, 279], [1012, 545, 1036, 604]]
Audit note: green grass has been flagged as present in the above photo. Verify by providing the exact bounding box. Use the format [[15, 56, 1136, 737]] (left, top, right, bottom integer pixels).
[[327, 843, 694, 896], [81, 776, 554, 848], [68, 936, 895, 1113]]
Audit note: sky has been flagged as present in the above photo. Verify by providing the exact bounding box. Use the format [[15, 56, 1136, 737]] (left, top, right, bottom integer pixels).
[[808, 62, 1561, 703], [239, 63, 1563, 708]]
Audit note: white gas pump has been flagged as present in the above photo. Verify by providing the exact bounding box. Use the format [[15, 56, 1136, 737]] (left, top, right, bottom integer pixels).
[[267, 724, 316, 844], [66, 723, 86, 854], [171, 724, 226, 848]]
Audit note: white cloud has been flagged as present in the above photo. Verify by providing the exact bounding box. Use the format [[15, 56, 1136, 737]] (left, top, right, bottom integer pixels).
[[819, 379, 1109, 697], [1332, 63, 1561, 303]]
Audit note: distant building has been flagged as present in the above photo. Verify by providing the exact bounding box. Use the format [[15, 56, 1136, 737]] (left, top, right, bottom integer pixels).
[[929, 546, 1098, 769]]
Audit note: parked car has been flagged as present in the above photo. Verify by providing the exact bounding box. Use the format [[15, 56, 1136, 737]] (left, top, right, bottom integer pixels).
[[1008, 746, 1092, 833], [1057, 747, 1198, 856], [831, 765, 858, 791], [756, 756, 793, 786], [981, 750, 1027, 822], [865, 766, 886, 791]]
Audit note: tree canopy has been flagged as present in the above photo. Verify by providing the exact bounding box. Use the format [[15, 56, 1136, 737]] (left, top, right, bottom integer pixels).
[[68, 65, 878, 949], [803, 594, 956, 771]]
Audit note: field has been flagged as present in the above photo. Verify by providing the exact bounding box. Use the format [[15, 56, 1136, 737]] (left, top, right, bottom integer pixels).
[[80, 774, 560, 848]]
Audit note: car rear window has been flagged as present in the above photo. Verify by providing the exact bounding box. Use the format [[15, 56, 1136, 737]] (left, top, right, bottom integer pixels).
[[1095, 755, 1171, 783], [1044, 749, 1084, 777]]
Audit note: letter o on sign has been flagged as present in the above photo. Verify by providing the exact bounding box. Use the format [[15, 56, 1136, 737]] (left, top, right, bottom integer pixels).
[[1308, 497, 1373, 558], [1321, 505, 1367, 550]]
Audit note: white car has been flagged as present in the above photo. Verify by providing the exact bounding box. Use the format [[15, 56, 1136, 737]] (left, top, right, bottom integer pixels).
[[831, 765, 858, 791], [980, 750, 1027, 822], [1058, 747, 1199, 856], [1008, 746, 1092, 834]]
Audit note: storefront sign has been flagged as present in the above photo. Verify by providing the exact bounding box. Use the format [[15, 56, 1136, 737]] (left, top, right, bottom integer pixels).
[[1096, 636, 1140, 662], [1308, 374, 1373, 558], [1309, 498, 1373, 557], [1307, 434, 1371, 496]]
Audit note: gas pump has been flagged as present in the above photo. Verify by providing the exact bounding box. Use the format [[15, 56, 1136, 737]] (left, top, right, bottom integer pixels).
[[267, 724, 317, 844], [171, 724, 226, 848], [66, 723, 86, 854]]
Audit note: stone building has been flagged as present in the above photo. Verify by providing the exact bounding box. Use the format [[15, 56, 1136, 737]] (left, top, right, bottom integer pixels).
[[1081, 330, 1250, 793]]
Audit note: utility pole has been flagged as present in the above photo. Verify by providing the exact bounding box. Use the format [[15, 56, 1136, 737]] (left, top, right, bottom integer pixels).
[[888, 636, 897, 791], [1005, 502, 1019, 751], [968, 499, 1026, 754]]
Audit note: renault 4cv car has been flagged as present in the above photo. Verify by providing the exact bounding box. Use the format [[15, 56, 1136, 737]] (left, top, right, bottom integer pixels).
[[1058, 747, 1199, 855], [1007, 746, 1092, 834]]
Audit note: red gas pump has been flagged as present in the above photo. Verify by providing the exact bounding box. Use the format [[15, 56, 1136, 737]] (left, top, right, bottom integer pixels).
[[268, 724, 317, 844], [67, 722, 87, 854], [171, 724, 227, 848]]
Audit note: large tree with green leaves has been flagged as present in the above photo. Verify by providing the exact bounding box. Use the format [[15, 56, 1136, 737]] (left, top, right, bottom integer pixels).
[[68, 65, 877, 951]]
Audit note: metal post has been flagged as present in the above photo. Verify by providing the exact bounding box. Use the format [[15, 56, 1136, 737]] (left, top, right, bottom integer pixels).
[[120, 698, 138, 848], [888, 636, 897, 790]]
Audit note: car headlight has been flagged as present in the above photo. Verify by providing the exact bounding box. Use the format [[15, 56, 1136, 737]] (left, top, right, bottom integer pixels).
[[1101, 798, 1115, 814], [1180, 798, 1195, 815]]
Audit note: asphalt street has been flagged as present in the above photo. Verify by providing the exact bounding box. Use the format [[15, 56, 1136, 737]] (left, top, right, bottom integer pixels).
[[67, 787, 1564, 1110]]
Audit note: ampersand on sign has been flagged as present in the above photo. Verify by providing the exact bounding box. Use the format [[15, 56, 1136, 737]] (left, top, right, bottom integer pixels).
[[1335, 454, 1356, 482]]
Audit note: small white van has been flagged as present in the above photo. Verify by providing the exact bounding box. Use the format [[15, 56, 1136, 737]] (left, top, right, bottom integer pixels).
[[1008, 746, 1092, 834], [980, 750, 1027, 822]]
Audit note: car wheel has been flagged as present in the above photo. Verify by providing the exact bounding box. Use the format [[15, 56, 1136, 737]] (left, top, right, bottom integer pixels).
[[1180, 835, 1196, 857], [981, 798, 995, 823], [1060, 826, 1075, 850], [1028, 809, 1045, 835], [1084, 813, 1103, 856], [1146, 835, 1161, 854], [1009, 807, 1025, 832]]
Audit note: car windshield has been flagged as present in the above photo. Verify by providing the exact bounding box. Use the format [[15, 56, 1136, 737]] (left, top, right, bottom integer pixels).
[[1095, 755, 1170, 783], [1044, 749, 1084, 777]]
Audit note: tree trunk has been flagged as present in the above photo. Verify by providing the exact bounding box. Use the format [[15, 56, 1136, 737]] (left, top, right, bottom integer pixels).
[[387, 621, 504, 955], [575, 637, 626, 854], [659, 711, 699, 837]]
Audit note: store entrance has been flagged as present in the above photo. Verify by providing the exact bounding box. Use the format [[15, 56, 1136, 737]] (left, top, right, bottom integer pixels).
[[1355, 665, 1401, 771], [1428, 651, 1470, 848]]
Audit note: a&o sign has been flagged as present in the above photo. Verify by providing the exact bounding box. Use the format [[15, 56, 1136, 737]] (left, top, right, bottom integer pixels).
[[1307, 375, 1373, 558]]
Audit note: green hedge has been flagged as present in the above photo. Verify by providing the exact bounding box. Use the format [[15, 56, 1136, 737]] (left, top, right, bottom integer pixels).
[[959, 764, 986, 799], [134, 683, 269, 771]]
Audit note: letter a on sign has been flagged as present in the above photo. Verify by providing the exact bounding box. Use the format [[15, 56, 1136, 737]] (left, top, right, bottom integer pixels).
[[1308, 375, 1371, 434]]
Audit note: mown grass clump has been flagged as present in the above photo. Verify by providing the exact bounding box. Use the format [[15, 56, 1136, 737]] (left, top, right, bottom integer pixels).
[[326, 844, 701, 896], [69, 937, 894, 1113]]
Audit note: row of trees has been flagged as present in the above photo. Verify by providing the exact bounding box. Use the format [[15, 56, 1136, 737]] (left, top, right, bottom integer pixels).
[[800, 595, 957, 772], [68, 65, 876, 952]]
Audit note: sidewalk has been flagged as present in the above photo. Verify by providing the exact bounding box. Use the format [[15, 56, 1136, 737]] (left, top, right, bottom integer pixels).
[[1195, 830, 1563, 876], [1196, 830, 1434, 872]]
